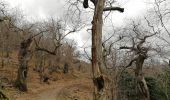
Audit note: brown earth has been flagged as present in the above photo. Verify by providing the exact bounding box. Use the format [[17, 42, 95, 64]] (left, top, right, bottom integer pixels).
[[15, 75, 93, 100], [0, 52, 93, 100], [1, 52, 162, 100]]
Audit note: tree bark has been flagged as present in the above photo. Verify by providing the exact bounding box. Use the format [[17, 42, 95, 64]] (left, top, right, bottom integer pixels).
[[91, 0, 110, 100], [135, 55, 150, 100], [15, 38, 32, 92]]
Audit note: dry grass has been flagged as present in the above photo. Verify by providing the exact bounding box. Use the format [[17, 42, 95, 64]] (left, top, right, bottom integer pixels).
[[0, 52, 164, 100]]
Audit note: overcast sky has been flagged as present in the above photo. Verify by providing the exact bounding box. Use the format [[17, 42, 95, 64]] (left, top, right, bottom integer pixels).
[[3, 0, 152, 53], [4, 0, 149, 21]]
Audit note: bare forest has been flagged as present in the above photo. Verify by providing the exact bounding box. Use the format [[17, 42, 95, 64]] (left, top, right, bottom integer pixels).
[[0, 0, 170, 100]]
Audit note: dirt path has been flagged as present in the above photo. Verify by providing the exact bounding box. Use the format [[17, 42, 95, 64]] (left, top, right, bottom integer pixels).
[[32, 81, 78, 100], [32, 84, 65, 100], [16, 78, 93, 100]]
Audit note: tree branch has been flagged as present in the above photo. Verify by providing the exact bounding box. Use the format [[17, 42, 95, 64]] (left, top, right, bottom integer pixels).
[[34, 38, 62, 55], [119, 46, 137, 51], [103, 7, 124, 12], [31, 30, 48, 38], [84, 47, 92, 61], [103, 36, 124, 57], [118, 58, 137, 77], [125, 58, 137, 68], [35, 48, 57, 55]]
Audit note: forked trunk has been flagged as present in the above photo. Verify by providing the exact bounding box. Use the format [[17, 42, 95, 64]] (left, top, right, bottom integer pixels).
[[135, 55, 150, 100]]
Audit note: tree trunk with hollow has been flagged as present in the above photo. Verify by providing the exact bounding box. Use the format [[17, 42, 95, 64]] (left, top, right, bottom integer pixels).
[[91, 0, 111, 99], [135, 54, 150, 100], [15, 38, 32, 92]]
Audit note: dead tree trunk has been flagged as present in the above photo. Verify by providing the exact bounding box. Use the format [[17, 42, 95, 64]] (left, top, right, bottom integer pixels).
[[120, 47, 151, 99], [15, 38, 32, 92], [63, 63, 69, 74], [91, 0, 109, 100], [82, 0, 124, 99], [135, 54, 150, 100], [119, 37, 156, 100]]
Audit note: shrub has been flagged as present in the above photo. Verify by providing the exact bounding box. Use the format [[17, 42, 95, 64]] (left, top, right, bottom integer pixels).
[[118, 72, 167, 100]]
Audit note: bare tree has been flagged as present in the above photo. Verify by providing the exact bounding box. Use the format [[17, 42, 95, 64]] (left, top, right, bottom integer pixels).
[[119, 21, 158, 100], [8, 17, 47, 91], [15, 35, 33, 91], [153, 0, 170, 36], [33, 18, 78, 81], [34, 19, 76, 55], [0, 2, 10, 68], [81, 0, 124, 99], [102, 32, 124, 100], [0, 2, 11, 99], [146, 0, 170, 50]]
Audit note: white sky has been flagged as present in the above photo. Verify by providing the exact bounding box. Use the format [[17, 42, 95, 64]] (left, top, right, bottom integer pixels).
[[3, 0, 152, 51], [4, 0, 149, 21]]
